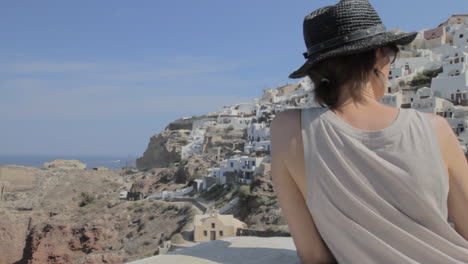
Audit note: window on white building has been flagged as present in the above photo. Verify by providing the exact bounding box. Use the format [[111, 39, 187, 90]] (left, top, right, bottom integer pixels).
[[212, 223, 215, 228], [252, 161, 256, 166], [230, 162, 233, 167]]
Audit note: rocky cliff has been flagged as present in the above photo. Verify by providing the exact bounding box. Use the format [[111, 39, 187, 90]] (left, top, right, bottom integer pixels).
[[0, 165, 197, 263], [137, 117, 246, 171], [136, 129, 190, 170], [201, 126, 246, 158]]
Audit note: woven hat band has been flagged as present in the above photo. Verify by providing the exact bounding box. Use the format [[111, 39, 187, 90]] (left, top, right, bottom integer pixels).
[[303, 23, 387, 59]]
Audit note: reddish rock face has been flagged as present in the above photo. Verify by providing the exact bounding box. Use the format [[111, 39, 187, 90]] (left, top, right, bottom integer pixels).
[[15, 223, 122, 264]]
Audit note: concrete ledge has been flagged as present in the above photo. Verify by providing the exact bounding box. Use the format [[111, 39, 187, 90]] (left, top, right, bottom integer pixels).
[[126, 236, 300, 264]]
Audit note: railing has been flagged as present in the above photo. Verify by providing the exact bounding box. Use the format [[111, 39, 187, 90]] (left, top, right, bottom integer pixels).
[[236, 228, 290, 237], [146, 185, 194, 200], [237, 178, 252, 185], [218, 197, 239, 214]]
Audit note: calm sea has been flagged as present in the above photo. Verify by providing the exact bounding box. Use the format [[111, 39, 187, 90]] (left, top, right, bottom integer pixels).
[[0, 155, 137, 170]]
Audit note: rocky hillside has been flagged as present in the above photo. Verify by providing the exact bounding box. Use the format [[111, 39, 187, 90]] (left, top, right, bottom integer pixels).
[[137, 117, 246, 171], [0, 165, 197, 263]]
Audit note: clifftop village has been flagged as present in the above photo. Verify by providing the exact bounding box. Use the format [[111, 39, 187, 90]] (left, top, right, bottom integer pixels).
[[130, 14, 468, 249], [2, 15, 468, 264]]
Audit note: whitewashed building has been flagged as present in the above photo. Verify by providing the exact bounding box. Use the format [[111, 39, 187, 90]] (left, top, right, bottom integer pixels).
[[451, 89, 468, 105], [204, 155, 266, 186], [381, 87, 436, 112], [218, 106, 239, 116], [237, 101, 259, 116], [443, 105, 468, 151], [380, 92, 402, 108], [453, 26, 468, 48], [181, 129, 206, 160], [435, 97, 457, 118], [247, 122, 270, 142], [216, 116, 253, 129], [412, 87, 437, 112], [431, 47, 468, 100]]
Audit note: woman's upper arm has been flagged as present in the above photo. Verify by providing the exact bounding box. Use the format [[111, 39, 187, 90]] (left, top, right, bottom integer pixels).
[[270, 109, 337, 264], [436, 115, 468, 240]]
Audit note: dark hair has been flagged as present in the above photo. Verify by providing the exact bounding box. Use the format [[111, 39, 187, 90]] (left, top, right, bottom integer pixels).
[[306, 44, 398, 112]]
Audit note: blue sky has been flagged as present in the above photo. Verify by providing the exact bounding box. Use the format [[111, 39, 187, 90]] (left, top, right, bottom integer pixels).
[[0, 0, 465, 157]]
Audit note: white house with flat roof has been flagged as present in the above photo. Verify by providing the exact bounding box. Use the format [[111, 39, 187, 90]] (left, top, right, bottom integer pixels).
[[453, 26, 468, 48], [215, 116, 253, 129], [412, 87, 437, 112], [435, 97, 456, 118], [380, 92, 401, 108], [237, 101, 258, 116], [204, 155, 267, 186], [247, 122, 270, 142], [431, 47, 468, 100]]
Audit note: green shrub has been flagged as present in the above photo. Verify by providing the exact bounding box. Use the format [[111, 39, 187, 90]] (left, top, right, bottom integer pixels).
[[409, 73, 430, 87], [79, 192, 95, 207], [239, 185, 251, 200], [201, 184, 225, 200], [422, 67, 443, 78]]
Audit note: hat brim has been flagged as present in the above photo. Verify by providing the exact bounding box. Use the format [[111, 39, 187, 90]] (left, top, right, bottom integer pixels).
[[288, 31, 418, 79]]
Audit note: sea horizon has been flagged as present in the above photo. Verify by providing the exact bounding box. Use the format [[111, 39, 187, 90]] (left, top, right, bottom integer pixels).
[[0, 154, 137, 170]]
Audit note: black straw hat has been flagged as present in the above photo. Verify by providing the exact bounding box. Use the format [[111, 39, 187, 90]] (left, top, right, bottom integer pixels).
[[288, 0, 418, 79]]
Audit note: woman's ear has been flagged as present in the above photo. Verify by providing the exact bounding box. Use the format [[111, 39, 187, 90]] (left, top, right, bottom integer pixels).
[[374, 48, 386, 69]]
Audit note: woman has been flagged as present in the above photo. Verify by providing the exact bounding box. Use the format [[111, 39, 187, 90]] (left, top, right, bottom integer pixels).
[[270, 0, 468, 263]]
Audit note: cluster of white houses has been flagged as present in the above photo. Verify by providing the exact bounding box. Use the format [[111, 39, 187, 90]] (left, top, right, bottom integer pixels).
[[178, 15, 468, 192], [384, 15, 468, 152], [178, 15, 468, 244]]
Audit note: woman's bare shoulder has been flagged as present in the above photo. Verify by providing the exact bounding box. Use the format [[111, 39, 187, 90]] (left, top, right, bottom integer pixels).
[[271, 109, 304, 164], [422, 112, 453, 137], [422, 112, 466, 170], [271, 109, 302, 137], [422, 112, 450, 139]]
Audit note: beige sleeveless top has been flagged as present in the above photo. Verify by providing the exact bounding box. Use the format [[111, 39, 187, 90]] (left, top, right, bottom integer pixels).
[[300, 106, 468, 263]]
